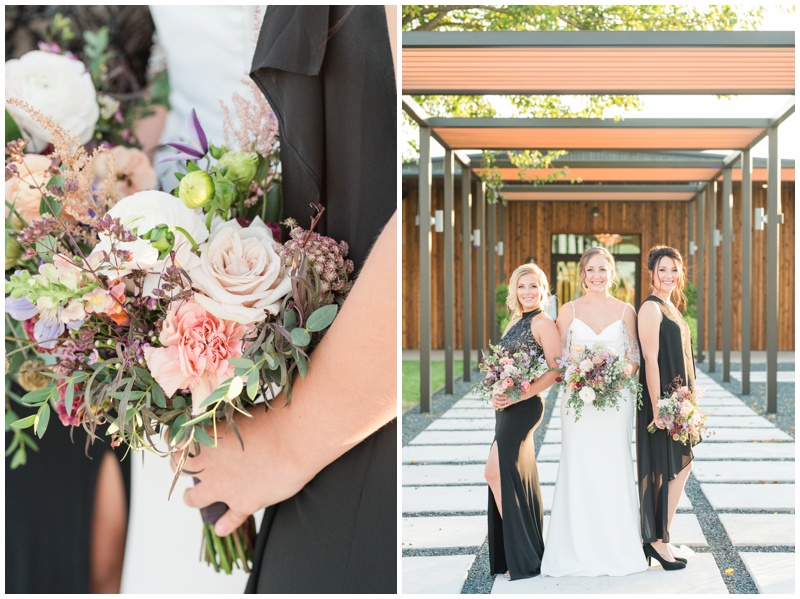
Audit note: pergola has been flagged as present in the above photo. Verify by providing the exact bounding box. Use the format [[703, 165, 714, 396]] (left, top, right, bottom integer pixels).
[[403, 30, 795, 412]]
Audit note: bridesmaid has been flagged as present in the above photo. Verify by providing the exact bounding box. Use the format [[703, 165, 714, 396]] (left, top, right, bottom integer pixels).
[[484, 263, 560, 580], [637, 246, 695, 571]]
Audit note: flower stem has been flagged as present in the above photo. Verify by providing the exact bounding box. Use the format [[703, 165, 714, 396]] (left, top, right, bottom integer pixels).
[[169, 226, 200, 252]]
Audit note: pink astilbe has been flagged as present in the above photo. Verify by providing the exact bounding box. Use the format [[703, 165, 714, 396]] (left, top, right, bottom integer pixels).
[[220, 79, 279, 158]]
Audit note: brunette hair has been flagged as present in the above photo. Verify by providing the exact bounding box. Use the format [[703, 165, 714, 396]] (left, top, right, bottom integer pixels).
[[578, 246, 617, 293], [647, 245, 687, 310], [506, 263, 550, 319]]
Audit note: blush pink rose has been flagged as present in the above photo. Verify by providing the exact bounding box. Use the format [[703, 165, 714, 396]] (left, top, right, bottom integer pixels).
[[143, 299, 245, 414], [93, 146, 157, 197], [521, 381, 531, 393], [5, 153, 52, 229], [501, 377, 514, 390]]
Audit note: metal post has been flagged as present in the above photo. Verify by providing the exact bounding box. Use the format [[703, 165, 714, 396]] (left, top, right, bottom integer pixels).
[[498, 202, 506, 284], [741, 149, 752, 395], [443, 150, 455, 394], [475, 181, 486, 356], [708, 181, 717, 372], [696, 189, 706, 363], [461, 168, 473, 383], [722, 168, 733, 382], [487, 200, 497, 344], [688, 198, 695, 285], [766, 127, 781, 413], [418, 126, 432, 412]]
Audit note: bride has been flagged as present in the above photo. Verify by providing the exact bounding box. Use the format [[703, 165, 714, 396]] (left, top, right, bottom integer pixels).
[[540, 246, 648, 577]]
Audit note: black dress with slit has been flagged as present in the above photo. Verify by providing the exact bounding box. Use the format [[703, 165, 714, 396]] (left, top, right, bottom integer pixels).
[[637, 295, 696, 544], [488, 309, 545, 580], [246, 6, 396, 594]]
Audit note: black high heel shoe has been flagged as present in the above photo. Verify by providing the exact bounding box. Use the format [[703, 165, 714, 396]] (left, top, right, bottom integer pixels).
[[643, 544, 686, 570]]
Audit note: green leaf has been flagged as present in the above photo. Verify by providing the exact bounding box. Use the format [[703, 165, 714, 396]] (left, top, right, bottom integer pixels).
[[20, 387, 52, 406], [197, 383, 229, 411], [246, 368, 260, 400], [295, 350, 308, 378], [227, 358, 255, 369], [290, 327, 311, 348], [34, 403, 50, 438], [283, 309, 298, 331], [5, 109, 21, 143], [306, 304, 338, 332], [151, 385, 167, 409], [10, 415, 36, 430], [65, 380, 75, 418], [264, 352, 278, 370], [186, 161, 201, 172], [10, 448, 25, 469], [193, 426, 215, 447]]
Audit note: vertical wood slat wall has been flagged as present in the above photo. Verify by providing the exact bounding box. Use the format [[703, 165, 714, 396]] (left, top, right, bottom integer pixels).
[[402, 178, 795, 351]]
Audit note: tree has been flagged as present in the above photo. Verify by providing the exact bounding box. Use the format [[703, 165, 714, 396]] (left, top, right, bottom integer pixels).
[[401, 5, 774, 198]]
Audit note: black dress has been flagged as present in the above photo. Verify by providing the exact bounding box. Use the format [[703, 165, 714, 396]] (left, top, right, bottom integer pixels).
[[245, 6, 396, 593], [488, 309, 546, 580], [636, 296, 695, 544]]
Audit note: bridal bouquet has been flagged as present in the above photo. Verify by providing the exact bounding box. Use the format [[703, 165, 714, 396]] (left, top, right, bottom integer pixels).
[[556, 343, 641, 421], [648, 379, 712, 445], [473, 343, 549, 406], [6, 93, 353, 572]]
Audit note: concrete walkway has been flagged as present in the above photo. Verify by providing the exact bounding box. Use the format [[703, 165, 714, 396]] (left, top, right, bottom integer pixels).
[[401, 370, 795, 594]]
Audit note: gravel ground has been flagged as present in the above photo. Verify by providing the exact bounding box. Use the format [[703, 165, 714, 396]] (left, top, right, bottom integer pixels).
[[696, 361, 795, 439]]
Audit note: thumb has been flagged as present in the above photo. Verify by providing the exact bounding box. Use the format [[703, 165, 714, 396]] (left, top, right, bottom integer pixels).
[[214, 508, 250, 537]]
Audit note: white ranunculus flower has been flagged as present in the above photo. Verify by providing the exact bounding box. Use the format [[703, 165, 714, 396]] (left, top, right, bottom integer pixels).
[[5, 51, 100, 152], [579, 359, 594, 372], [189, 216, 292, 325], [579, 386, 596, 404], [90, 190, 208, 296]]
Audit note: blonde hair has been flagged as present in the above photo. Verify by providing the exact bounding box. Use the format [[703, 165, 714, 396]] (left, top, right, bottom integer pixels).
[[578, 246, 617, 294], [647, 245, 688, 311], [506, 263, 550, 319]]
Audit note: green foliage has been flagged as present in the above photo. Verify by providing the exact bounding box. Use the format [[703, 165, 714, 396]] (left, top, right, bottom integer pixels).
[[496, 282, 511, 333], [5, 110, 21, 144], [682, 283, 698, 348]]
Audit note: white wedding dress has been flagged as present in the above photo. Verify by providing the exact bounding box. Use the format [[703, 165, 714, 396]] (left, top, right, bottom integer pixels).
[[540, 306, 648, 577], [120, 6, 265, 594]]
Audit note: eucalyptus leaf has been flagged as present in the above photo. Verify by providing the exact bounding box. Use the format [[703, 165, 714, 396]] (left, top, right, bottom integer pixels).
[[65, 380, 75, 417], [306, 304, 338, 332], [10, 414, 36, 430], [228, 357, 255, 369], [295, 350, 308, 378], [246, 368, 260, 400], [283, 309, 298, 331], [151, 384, 167, 409], [264, 352, 278, 370], [20, 387, 52, 406], [290, 327, 311, 348], [35, 403, 50, 438], [193, 426, 215, 447], [197, 384, 229, 410], [172, 395, 186, 410], [9, 449, 25, 469]]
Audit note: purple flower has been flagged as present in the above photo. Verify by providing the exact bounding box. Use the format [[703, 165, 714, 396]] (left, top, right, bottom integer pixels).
[[5, 296, 40, 321], [158, 108, 209, 164]]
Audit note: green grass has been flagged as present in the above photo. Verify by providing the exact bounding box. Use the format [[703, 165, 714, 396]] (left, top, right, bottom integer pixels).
[[402, 359, 477, 412]]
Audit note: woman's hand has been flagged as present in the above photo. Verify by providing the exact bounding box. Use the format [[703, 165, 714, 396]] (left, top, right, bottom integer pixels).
[[491, 393, 512, 410], [649, 417, 666, 430]]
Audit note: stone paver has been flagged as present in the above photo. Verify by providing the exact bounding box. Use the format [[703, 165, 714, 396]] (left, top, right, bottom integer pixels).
[[441, 408, 495, 419], [692, 461, 795, 483], [403, 464, 486, 485], [403, 555, 475, 594], [701, 405, 759, 416], [490, 553, 727, 594], [701, 483, 795, 510], [403, 445, 489, 464], [427, 418, 496, 431], [410, 430, 496, 445], [403, 515, 485, 549], [730, 371, 795, 383], [739, 552, 795, 594], [718, 514, 795, 546], [403, 485, 486, 513], [452, 399, 484, 409], [701, 428, 793, 442], [703, 415, 776, 428], [540, 513, 706, 547], [691, 442, 796, 460]]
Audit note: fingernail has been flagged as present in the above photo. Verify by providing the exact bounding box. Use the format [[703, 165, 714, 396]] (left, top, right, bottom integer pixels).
[[215, 521, 231, 536]]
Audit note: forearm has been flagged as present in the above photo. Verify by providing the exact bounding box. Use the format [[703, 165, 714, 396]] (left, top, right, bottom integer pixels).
[[522, 369, 559, 400], [644, 357, 662, 412], [254, 212, 397, 486]]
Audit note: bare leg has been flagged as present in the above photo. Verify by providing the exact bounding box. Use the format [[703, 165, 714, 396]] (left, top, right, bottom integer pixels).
[[650, 463, 692, 561], [89, 451, 127, 594], [484, 441, 502, 518]]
